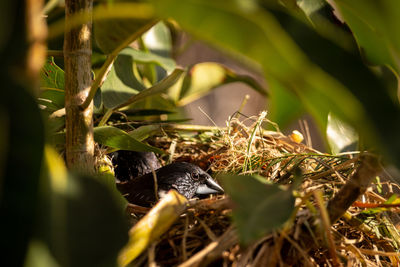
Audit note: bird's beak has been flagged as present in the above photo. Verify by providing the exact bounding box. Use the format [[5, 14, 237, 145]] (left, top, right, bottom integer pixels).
[[196, 177, 224, 195]]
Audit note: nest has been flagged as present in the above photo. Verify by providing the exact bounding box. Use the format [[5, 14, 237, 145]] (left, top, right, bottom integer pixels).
[[119, 112, 400, 267]]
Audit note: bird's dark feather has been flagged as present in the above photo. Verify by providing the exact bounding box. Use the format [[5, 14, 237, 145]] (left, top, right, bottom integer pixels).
[[111, 151, 161, 182], [117, 162, 223, 206]]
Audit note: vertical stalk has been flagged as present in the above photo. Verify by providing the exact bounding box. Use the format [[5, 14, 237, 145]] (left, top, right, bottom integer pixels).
[[64, 0, 94, 172]]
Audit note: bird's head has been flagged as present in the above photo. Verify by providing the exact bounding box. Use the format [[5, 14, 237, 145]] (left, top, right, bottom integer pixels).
[[157, 162, 224, 199]]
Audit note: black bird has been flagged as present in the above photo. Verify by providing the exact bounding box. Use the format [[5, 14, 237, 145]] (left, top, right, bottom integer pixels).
[[116, 162, 224, 207], [111, 151, 161, 182]]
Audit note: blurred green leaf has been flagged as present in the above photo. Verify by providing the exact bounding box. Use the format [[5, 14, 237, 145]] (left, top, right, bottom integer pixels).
[[177, 62, 267, 106], [95, 17, 154, 54], [124, 46, 176, 73], [118, 191, 188, 266], [327, 112, 359, 154], [94, 3, 156, 54], [0, 77, 44, 267], [40, 148, 128, 267], [334, 0, 400, 75], [153, 0, 400, 167], [221, 174, 295, 244], [142, 21, 173, 83], [296, 0, 354, 49], [267, 77, 305, 129], [94, 126, 164, 154], [151, 0, 363, 128], [297, 0, 326, 16], [271, 8, 400, 165], [95, 164, 128, 209], [143, 21, 172, 58], [0, 1, 14, 51], [24, 240, 60, 267]]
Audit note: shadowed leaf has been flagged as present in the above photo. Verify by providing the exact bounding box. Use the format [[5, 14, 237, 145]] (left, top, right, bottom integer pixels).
[[40, 147, 128, 267], [221, 174, 295, 244], [94, 126, 164, 154]]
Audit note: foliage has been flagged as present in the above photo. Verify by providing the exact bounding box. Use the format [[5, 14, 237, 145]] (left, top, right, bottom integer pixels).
[[3, 0, 400, 265], [221, 174, 295, 244], [151, 0, 400, 166]]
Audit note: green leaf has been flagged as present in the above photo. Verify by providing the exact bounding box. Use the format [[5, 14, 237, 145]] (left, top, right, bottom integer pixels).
[[122, 109, 174, 117], [40, 57, 65, 92], [221, 174, 295, 244], [268, 77, 305, 129], [39, 57, 65, 110], [153, 0, 400, 167], [326, 112, 359, 154], [24, 240, 59, 267], [1, 76, 45, 267], [143, 21, 172, 58], [334, 0, 400, 74], [128, 125, 162, 141], [125, 95, 177, 112], [142, 21, 173, 83], [0, 1, 14, 51], [40, 148, 128, 267], [123, 46, 176, 73], [101, 47, 180, 110], [94, 3, 156, 54], [151, 0, 362, 127], [94, 126, 164, 154], [177, 62, 267, 106], [114, 68, 184, 110], [297, 0, 326, 16], [296, 0, 354, 49], [272, 8, 400, 164], [101, 49, 146, 109]]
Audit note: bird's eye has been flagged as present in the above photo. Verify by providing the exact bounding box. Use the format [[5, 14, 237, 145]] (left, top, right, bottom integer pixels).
[[192, 172, 200, 180]]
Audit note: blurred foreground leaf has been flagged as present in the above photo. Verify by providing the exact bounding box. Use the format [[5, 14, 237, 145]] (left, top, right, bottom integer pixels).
[[93, 3, 156, 54], [221, 174, 295, 244], [153, 0, 400, 168], [39, 147, 128, 267], [267, 77, 305, 129], [0, 79, 44, 267], [24, 240, 60, 267], [176, 62, 267, 106], [271, 8, 400, 165], [334, 0, 400, 75], [118, 190, 188, 266]]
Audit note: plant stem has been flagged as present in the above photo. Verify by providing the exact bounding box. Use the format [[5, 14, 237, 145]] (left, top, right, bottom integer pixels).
[[64, 0, 94, 172], [98, 109, 113, 126]]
